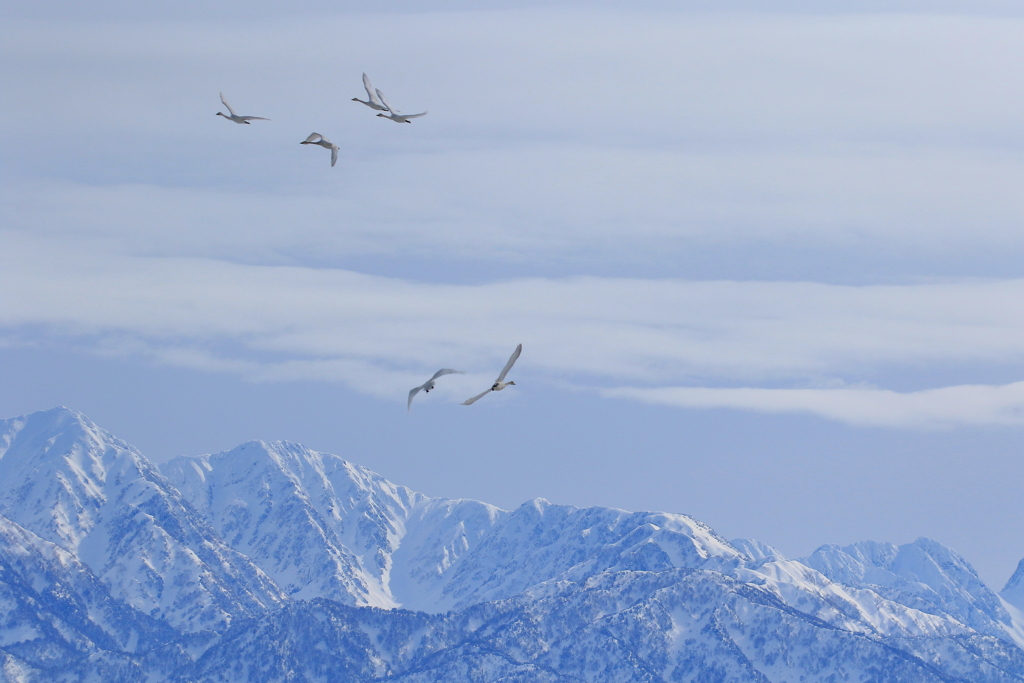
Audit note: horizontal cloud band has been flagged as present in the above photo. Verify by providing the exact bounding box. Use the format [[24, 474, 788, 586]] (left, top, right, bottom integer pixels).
[[3, 234, 1024, 427], [603, 383, 1024, 428]]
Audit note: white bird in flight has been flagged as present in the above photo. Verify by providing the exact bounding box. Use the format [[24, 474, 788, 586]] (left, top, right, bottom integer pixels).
[[300, 133, 339, 167], [408, 369, 465, 411], [375, 89, 427, 123], [352, 73, 387, 111], [215, 93, 270, 124], [462, 344, 522, 405]]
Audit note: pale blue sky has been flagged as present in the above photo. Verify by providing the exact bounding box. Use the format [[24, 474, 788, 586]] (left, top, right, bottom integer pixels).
[[2, 0, 1023, 586]]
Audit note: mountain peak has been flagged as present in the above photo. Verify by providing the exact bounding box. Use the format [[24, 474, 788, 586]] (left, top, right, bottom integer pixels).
[[161, 439, 504, 611], [731, 537, 786, 562], [0, 407, 143, 550], [803, 536, 1018, 642], [0, 407, 284, 632], [0, 406, 131, 459], [1002, 558, 1024, 611]]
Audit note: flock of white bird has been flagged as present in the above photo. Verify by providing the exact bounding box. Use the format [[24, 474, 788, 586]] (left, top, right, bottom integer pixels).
[[216, 73, 427, 167], [218, 75, 518, 410], [407, 344, 522, 411]]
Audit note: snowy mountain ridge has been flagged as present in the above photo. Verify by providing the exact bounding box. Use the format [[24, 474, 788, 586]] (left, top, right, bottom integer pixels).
[[161, 439, 504, 611], [159, 439, 750, 614], [0, 408, 283, 634], [2, 406, 1024, 682], [802, 539, 1024, 647]]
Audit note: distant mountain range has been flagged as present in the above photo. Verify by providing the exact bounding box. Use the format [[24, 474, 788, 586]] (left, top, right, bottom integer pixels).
[[1, 407, 1024, 682]]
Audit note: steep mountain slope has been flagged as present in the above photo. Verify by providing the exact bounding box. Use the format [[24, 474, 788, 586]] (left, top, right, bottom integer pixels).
[[0, 512, 174, 683], [161, 440, 503, 610], [731, 537, 787, 562], [0, 408, 283, 633], [803, 539, 1024, 646], [1002, 560, 1024, 613]]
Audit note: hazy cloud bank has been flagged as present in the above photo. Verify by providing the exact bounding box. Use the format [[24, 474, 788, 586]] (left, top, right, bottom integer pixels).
[[2, 235, 1023, 426], [604, 383, 1024, 428]]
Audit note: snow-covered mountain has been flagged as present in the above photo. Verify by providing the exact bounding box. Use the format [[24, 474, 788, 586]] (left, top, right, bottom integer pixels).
[[1003, 560, 1024, 613], [0, 511, 169, 681], [803, 539, 1024, 646], [180, 571, 1024, 683], [160, 440, 503, 611], [2, 406, 1024, 682], [432, 497, 745, 610], [0, 408, 283, 633], [159, 441, 769, 614]]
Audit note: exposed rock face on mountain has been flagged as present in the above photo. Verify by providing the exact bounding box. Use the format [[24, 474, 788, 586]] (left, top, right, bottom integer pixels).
[[2, 407, 1024, 683]]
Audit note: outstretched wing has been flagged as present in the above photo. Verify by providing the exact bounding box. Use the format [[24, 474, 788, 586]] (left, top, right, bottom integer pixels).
[[302, 132, 322, 143], [407, 386, 422, 411], [496, 343, 522, 383], [362, 73, 382, 106], [462, 388, 491, 406], [239, 116, 270, 121], [404, 112, 427, 119], [430, 368, 464, 381], [330, 145, 338, 167], [219, 93, 237, 116], [375, 88, 395, 113]]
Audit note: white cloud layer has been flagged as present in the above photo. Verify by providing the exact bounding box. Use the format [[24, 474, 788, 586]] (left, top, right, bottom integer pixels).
[[604, 383, 1024, 428], [2, 232, 1024, 426]]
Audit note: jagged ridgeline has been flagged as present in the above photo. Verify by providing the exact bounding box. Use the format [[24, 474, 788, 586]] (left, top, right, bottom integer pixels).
[[1, 408, 1024, 682]]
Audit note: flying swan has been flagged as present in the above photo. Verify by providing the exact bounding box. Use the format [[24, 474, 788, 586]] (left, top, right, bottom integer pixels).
[[408, 369, 465, 411], [216, 93, 270, 124], [352, 73, 387, 111], [462, 344, 522, 405], [300, 133, 339, 167], [375, 89, 427, 123]]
